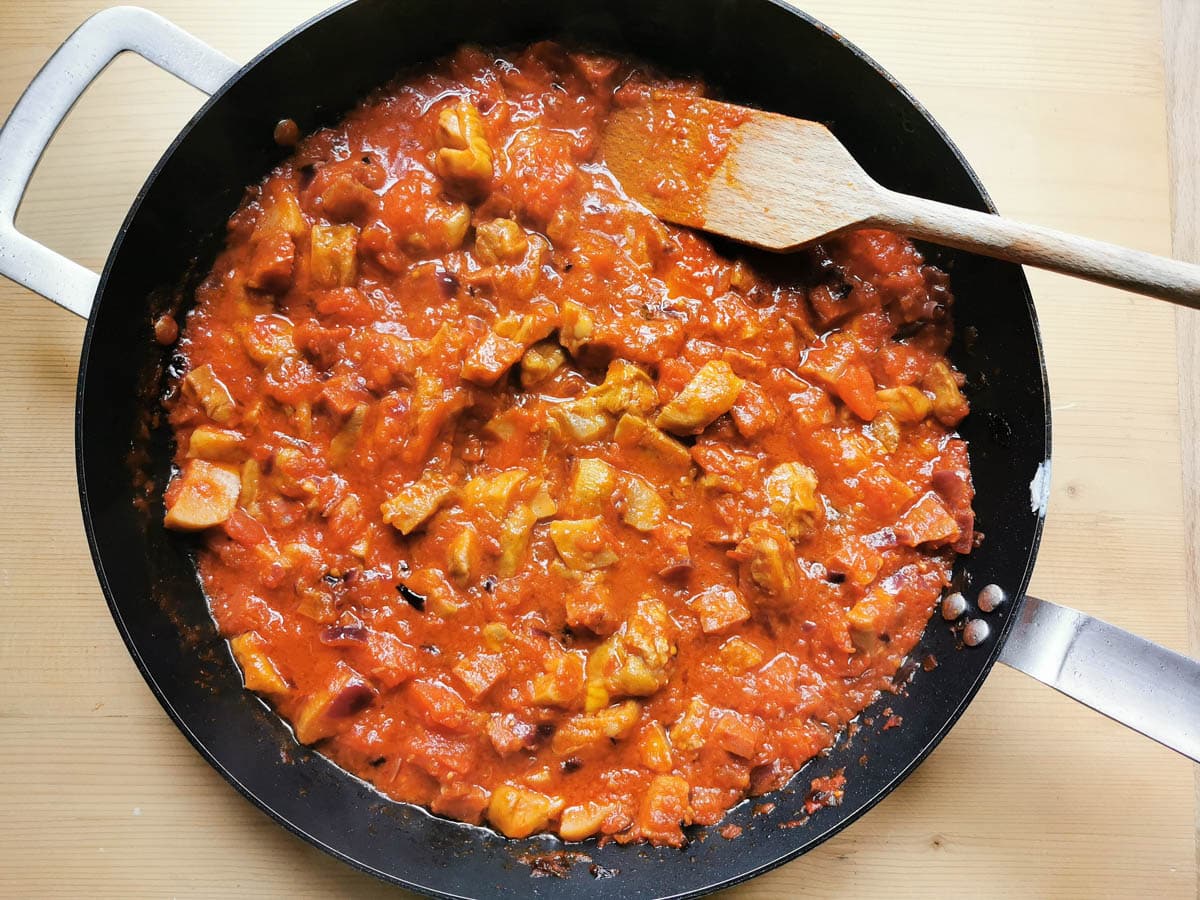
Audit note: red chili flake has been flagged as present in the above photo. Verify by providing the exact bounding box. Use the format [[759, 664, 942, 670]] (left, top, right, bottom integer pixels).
[[719, 824, 743, 840], [752, 802, 776, 817], [883, 715, 903, 731], [803, 770, 846, 816], [779, 818, 809, 830], [922, 654, 939, 672]]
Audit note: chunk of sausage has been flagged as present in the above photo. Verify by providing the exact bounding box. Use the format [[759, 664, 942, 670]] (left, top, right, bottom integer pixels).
[[519, 340, 566, 388], [380, 474, 455, 534], [229, 631, 290, 695], [875, 385, 932, 423], [687, 584, 750, 635], [434, 100, 493, 192], [182, 364, 236, 424], [923, 361, 969, 427], [549, 518, 619, 571], [293, 662, 376, 744], [616, 473, 666, 532], [310, 223, 359, 288], [245, 231, 296, 294], [588, 359, 659, 417], [315, 171, 377, 223], [565, 576, 621, 635], [655, 361, 744, 434], [568, 458, 617, 516], [894, 491, 961, 548], [164, 459, 242, 531], [585, 598, 676, 709], [452, 652, 507, 699], [474, 217, 528, 265], [186, 426, 245, 463], [763, 462, 820, 540], [551, 699, 641, 754], [729, 520, 801, 604], [634, 775, 692, 847]]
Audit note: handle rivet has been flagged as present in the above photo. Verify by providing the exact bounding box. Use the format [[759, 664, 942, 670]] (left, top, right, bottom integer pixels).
[[963, 619, 990, 647], [977, 584, 1005, 613], [941, 592, 967, 620]]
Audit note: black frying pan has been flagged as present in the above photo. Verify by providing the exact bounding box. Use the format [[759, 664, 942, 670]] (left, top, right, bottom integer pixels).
[[1, 1, 1195, 897]]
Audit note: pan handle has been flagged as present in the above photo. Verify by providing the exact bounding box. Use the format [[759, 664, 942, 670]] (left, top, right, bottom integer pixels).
[[999, 595, 1200, 762], [0, 6, 238, 318]]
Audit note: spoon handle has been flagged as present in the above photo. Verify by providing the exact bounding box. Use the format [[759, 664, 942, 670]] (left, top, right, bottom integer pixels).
[[872, 188, 1200, 308]]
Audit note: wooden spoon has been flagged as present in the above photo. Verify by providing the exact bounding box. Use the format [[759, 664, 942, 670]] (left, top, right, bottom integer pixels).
[[602, 94, 1200, 308]]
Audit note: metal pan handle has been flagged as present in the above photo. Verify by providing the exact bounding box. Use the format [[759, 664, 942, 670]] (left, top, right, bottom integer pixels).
[[1000, 595, 1200, 762], [0, 6, 237, 318]]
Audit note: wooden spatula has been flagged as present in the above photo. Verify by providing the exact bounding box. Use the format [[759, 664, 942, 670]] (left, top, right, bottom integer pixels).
[[602, 94, 1200, 308]]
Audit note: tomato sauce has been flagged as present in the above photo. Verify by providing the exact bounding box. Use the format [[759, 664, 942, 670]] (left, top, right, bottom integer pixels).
[[163, 42, 975, 846]]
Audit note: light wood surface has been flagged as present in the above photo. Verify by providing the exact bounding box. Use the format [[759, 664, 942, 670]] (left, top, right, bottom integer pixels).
[[0, 1, 1194, 897], [1162, 0, 1200, 864]]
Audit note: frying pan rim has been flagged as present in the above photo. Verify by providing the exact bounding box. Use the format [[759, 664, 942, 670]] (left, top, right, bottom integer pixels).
[[72, 0, 1052, 896]]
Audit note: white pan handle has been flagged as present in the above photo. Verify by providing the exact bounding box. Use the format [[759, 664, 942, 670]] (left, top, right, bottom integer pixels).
[[0, 6, 237, 318], [1000, 595, 1200, 762]]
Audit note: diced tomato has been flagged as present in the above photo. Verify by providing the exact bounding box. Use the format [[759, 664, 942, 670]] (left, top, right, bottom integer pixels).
[[729, 381, 779, 439], [856, 464, 917, 522], [362, 632, 419, 689], [690, 786, 740, 826], [431, 783, 490, 825], [634, 775, 692, 847], [486, 713, 538, 756], [403, 729, 475, 778], [315, 287, 378, 325], [833, 362, 879, 420], [799, 336, 878, 419], [827, 535, 885, 588], [408, 678, 474, 731], [710, 712, 760, 758], [223, 509, 269, 548], [340, 715, 396, 758], [245, 231, 296, 294], [316, 374, 367, 415], [894, 491, 961, 548]]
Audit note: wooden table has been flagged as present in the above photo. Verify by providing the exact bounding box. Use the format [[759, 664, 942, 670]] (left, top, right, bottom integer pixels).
[[1, 1, 1196, 896]]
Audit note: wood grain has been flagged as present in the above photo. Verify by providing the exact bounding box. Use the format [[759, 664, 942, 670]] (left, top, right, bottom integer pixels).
[[1161, 0, 1200, 874], [0, 1, 1194, 898]]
